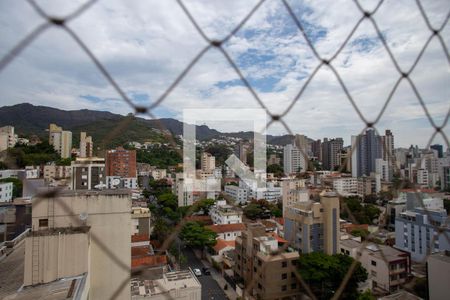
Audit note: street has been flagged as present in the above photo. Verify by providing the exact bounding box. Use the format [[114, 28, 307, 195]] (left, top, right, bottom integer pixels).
[[182, 247, 228, 300]]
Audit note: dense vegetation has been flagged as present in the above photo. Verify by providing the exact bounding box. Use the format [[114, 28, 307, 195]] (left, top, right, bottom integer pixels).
[[179, 221, 217, 248], [243, 199, 282, 219], [136, 146, 182, 169], [341, 197, 381, 225], [5, 142, 66, 167], [298, 252, 368, 300]]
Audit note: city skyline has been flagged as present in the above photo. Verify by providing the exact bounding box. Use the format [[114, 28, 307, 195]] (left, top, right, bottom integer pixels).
[[0, 1, 448, 148]]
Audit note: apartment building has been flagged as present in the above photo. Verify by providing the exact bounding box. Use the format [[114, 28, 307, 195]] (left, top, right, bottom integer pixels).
[[0, 182, 13, 202], [201, 152, 215, 172], [0, 125, 17, 151], [281, 178, 307, 216], [70, 157, 106, 190], [43, 164, 72, 185], [173, 173, 194, 207], [24, 190, 131, 299], [224, 184, 249, 204], [209, 200, 243, 225], [106, 147, 137, 178], [351, 129, 382, 177], [395, 207, 450, 262], [131, 207, 151, 236], [427, 251, 450, 300], [283, 144, 306, 175], [333, 177, 358, 195], [339, 240, 410, 294], [284, 192, 340, 255], [234, 223, 300, 300], [48, 124, 72, 158], [79, 132, 93, 158], [321, 137, 343, 171]]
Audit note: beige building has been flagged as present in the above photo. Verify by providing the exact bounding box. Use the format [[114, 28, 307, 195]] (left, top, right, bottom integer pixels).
[[0, 125, 17, 151], [43, 164, 72, 186], [284, 192, 340, 255], [49, 124, 72, 159], [234, 223, 300, 300], [24, 190, 131, 299], [281, 178, 307, 216], [339, 239, 410, 294], [131, 207, 151, 236], [201, 152, 215, 172], [79, 132, 93, 158], [427, 251, 450, 300]]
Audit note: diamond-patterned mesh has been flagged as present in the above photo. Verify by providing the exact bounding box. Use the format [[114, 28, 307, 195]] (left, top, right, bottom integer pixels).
[[0, 0, 449, 299]]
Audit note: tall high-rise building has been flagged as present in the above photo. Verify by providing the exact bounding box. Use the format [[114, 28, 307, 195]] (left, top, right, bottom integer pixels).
[[234, 140, 251, 165], [283, 144, 306, 174], [200, 152, 215, 172], [48, 123, 72, 158], [105, 147, 137, 178], [381, 129, 395, 161], [79, 132, 93, 158], [0, 125, 17, 151], [284, 192, 340, 255], [321, 138, 343, 171], [430, 144, 443, 158], [311, 139, 322, 161], [351, 129, 382, 177]]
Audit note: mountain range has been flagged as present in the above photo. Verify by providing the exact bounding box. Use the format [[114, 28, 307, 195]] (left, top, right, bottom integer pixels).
[[0, 103, 298, 148]]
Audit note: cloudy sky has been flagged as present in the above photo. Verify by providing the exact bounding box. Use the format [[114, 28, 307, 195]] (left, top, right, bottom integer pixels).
[[0, 0, 448, 147]]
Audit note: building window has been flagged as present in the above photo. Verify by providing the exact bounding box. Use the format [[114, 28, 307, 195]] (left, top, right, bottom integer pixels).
[[291, 283, 297, 290], [281, 285, 287, 291], [39, 219, 48, 227], [282, 273, 287, 280], [371, 260, 377, 266], [282, 261, 287, 268], [371, 270, 377, 277]]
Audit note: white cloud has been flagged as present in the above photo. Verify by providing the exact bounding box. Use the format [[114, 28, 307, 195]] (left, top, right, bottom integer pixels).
[[0, 0, 448, 147]]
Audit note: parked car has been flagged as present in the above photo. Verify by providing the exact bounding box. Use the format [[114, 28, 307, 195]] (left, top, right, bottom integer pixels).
[[202, 267, 211, 275], [193, 268, 202, 276]]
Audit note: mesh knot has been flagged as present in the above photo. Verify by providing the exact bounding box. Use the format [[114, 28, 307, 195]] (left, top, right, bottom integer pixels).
[[135, 106, 148, 114], [49, 17, 65, 26]]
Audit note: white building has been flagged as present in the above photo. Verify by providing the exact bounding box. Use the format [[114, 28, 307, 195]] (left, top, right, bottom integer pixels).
[[250, 181, 282, 202], [49, 124, 72, 159], [43, 164, 72, 185], [106, 176, 138, 189], [283, 144, 306, 174], [151, 169, 167, 180], [224, 184, 248, 204], [0, 168, 40, 180], [375, 158, 392, 182], [209, 200, 243, 225], [333, 177, 358, 195], [0, 126, 17, 151], [173, 173, 194, 207], [206, 223, 246, 241], [0, 182, 13, 202]]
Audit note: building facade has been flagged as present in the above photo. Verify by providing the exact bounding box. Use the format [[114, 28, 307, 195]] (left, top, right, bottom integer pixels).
[[351, 129, 383, 177], [234, 223, 300, 300], [70, 157, 106, 190], [395, 208, 450, 262]]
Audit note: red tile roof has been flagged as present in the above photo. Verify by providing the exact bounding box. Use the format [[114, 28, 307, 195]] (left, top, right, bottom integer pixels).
[[131, 234, 149, 242], [213, 239, 236, 253], [206, 223, 246, 233]]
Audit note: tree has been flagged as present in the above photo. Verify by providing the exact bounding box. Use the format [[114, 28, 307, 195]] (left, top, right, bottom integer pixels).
[[193, 198, 215, 215], [0, 178, 22, 198], [179, 222, 217, 248], [243, 203, 264, 219], [266, 164, 284, 177], [351, 228, 370, 240], [298, 252, 368, 300]]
